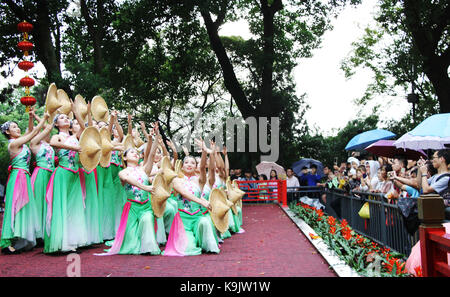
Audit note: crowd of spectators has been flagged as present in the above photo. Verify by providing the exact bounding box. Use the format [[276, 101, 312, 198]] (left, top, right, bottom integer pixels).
[[229, 149, 449, 233]]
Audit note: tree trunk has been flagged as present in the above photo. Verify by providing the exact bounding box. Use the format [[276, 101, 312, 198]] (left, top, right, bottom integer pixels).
[[403, 0, 450, 113], [200, 10, 254, 119]]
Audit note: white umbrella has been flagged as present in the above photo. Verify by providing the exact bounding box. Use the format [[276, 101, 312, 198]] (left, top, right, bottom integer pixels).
[[256, 161, 286, 179], [394, 113, 450, 150]]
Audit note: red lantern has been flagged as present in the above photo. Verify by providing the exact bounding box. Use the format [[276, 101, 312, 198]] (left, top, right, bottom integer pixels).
[[20, 76, 35, 87], [20, 96, 36, 107], [18, 40, 34, 52], [18, 60, 34, 71], [17, 21, 33, 33]]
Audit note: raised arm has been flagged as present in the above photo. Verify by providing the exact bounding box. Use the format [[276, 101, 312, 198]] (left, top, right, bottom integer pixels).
[[166, 139, 178, 165], [222, 145, 229, 181], [195, 138, 208, 189], [208, 142, 216, 188], [114, 112, 124, 141], [127, 113, 133, 136], [30, 122, 54, 148], [25, 107, 35, 136], [144, 123, 159, 177], [9, 112, 49, 151], [142, 124, 153, 166], [215, 146, 226, 180]]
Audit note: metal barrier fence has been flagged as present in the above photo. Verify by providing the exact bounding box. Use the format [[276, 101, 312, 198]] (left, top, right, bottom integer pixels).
[[235, 181, 420, 256], [328, 189, 419, 256]]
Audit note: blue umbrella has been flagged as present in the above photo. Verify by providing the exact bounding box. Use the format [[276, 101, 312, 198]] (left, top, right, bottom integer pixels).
[[292, 158, 324, 177], [345, 129, 396, 151], [394, 113, 450, 150]]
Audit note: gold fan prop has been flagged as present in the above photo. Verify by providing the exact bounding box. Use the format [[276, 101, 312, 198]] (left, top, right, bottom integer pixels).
[[161, 156, 177, 185], [151, 174, 171, 218], [91, 95, 109, 123], [99, 127, 114, 167], [79, 127, 102, 172], [74, 94, 88, 124], [209, 188, 232, 234], [45, 83, 62, 124], [56, 89, 71, 115]]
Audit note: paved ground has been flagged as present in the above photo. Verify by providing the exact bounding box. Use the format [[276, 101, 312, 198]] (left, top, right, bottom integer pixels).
[[0, 204, 336, 277]]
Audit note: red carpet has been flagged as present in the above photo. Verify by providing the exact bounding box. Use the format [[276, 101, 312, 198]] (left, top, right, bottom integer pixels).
[[0, 204, 336, 277]]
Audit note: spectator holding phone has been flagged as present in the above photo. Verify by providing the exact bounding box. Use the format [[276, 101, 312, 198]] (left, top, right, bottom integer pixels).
[[418, 150, 450, 203]]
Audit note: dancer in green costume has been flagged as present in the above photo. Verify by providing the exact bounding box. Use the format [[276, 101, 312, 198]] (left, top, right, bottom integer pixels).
[[163, 155, 219, 256], [44, 104, 90, 253], [108, 111, 127, 237], [143, 121, 177, 244], [1, 109, 49, 254], [96, 127, 163, 255], [29, 116, 55, 241]]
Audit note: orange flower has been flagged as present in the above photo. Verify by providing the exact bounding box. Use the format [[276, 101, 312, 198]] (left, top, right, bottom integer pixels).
[[340, 219, 348, 227], [414, 266, 423, 277], [383, 255, 406, 275], [316, 209, 324, 217], [329, 226, 336, 234], [327, 216, 336, 226], [341, 227, 352, 240]]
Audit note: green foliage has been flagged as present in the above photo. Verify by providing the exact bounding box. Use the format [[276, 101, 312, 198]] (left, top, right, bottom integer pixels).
[[289, 201, 411, 277], [341, 0, 449, 120]]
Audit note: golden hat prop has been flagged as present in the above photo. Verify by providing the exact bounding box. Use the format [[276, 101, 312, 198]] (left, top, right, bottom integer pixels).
[[161, 156, 177, 185], [233, 179, 244, 209], [56, 89, 72, 115], [209, 188, 232, 234], [91, 95, 109, 123], [226, 178, 239, 215], [134, 133, 145, 148], [99, 127, 114, 167], [151, 174, 171, 218], [74, 94, 88, 123], [122, 134, 136, 151], [45, 83, 62, 123], [175, 159, 184, 178], [79, 126, 102, 172]]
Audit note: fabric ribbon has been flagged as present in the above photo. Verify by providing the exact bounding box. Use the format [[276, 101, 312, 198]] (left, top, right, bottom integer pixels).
[[45, 165, 85, 236], [30, 166, 53, 192], [9, 167, 31, 233], [163, 212, 188, 256], [94, 201, 132, 256]]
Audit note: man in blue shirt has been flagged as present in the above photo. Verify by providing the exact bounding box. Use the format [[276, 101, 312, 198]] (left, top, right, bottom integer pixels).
[[299, 164, 322, 186]]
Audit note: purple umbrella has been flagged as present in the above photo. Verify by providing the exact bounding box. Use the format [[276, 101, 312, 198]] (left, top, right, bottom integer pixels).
[[365, 140, 427, 160]]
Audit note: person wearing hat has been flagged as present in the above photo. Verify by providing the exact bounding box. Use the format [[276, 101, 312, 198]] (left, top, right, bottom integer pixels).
[[95, 127, 164, 256], [194, 139, 221, 245], [220, 145, 244, 235], [29, 112, 56, 242], [107, 110, 127, 239], [163, 154, 219, 256], [44, 101, 91, 253], [144, 122, 178, 242], [0, 109, 49, 254], [73, 108, 104, 246]]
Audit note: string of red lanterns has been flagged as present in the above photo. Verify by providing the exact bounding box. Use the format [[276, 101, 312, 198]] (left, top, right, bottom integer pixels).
[[17, 20, 36, 112]]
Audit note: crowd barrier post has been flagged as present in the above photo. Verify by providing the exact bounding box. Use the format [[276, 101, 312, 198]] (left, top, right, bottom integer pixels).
[[418, 193, 450, 277], [278, 179, 287, 208]]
